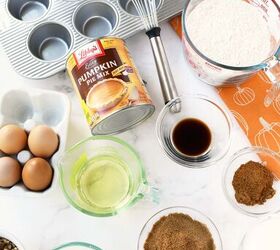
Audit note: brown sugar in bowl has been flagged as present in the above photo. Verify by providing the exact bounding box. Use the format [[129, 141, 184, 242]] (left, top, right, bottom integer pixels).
[[138, 206, 222, 250]]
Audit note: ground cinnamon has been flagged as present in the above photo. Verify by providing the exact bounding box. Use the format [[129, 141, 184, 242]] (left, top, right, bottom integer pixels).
[[144, 213, 215, 250], [232, 161, 275, 206]]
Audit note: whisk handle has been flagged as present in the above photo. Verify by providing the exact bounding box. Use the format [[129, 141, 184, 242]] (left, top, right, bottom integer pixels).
[[146, 27, 179, 106]]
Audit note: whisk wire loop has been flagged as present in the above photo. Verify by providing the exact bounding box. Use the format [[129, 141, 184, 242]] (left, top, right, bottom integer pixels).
[[132, 0, 159, 31]]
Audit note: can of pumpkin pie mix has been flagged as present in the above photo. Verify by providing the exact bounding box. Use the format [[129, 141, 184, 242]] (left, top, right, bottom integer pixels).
[[66, 37, 155, 135]]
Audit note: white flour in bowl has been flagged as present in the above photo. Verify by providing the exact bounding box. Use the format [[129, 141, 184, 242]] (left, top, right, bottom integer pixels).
[[186, 0, 274, 67]]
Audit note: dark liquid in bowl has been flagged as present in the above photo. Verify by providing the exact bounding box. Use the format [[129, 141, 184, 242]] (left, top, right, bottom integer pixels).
[[172, 118, 212, 157]]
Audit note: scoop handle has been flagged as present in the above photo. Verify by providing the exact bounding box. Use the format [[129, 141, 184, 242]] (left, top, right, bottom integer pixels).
[[146, 27, 181, 112]]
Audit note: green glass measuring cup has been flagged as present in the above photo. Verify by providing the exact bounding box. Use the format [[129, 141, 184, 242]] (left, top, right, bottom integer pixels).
[[53, 242, 102, 250], [58, 136, 156, 217]]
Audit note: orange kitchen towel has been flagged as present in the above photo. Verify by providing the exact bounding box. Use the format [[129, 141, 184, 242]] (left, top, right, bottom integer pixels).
[[170, 16, 280, 154]]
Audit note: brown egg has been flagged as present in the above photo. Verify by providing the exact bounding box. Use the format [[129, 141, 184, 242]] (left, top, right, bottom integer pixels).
[[28, 125, 59, 158], [0, 124, 27, 154], [22, 158, 53, 191], [0, 157, 21, 187]]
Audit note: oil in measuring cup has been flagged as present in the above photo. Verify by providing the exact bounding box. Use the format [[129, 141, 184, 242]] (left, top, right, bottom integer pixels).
[[60, 136, 153, 216], [72, 152, 132, 213]]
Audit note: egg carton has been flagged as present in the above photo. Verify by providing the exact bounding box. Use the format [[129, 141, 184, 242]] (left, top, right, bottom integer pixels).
[[0, 88, 71, 197], [0, 0, 184, 79]]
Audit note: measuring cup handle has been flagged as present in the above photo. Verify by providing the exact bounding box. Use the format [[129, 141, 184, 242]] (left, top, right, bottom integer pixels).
[[259, 56, 280, 84], [138, 183, 160, 205], [258, 56, 280, 105]]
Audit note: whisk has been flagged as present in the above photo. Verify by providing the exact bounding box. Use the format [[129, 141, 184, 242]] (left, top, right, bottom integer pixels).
[[132, 0, 181, 112]]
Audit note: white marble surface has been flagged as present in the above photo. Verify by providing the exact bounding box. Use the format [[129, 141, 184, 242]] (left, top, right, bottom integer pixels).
[[0, 22, 258, 250]]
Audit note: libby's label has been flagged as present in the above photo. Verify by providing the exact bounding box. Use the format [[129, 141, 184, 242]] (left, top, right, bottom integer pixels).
[[72, 47, 130, 100], [67, 37, 153, 132], [73, 40, 105, 68]]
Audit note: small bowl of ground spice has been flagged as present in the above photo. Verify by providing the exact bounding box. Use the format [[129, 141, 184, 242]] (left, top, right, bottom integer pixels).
[[138, 206, 222, 250], [0, 229, 25, 250], [223, 146, 280, 217]]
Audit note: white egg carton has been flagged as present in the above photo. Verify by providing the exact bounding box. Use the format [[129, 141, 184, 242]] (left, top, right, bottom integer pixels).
[[0, 88, 71, 197]]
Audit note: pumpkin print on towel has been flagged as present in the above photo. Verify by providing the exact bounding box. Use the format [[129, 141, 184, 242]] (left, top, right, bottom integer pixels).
[[264, 84, 280, 107], [273, 95, 280, 115], [233, 86, 255, 106], [264, 83, 280, 115], [255, 117, 280, 154]]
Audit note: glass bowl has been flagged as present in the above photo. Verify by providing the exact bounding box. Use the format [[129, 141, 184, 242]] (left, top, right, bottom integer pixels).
[[54, 242, 102, 249], [223, 147, 280, 217], [182, 0, 280, 86], [59, 136, 150, 217], [156, 95, 232, 168], [137, 206, 223, 250], [239, 215, 280, 250], [0, 229, 25, 250]]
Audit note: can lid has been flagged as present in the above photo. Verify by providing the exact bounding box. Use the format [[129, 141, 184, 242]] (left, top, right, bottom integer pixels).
[[92, 104, 155, 135]]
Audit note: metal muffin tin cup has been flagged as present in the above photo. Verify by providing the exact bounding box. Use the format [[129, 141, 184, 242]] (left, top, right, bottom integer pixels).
[[7, 0, 50, 22], [0, 0, 184, 79], [73, 1, 119, 39], [27, 21, 73, 62]]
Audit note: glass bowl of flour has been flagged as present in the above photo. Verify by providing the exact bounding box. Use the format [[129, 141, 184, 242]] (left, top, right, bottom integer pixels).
[[182, 0, 280, 86]]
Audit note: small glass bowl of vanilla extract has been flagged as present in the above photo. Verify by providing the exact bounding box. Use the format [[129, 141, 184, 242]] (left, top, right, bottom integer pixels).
[[156, 94, 232, 168]]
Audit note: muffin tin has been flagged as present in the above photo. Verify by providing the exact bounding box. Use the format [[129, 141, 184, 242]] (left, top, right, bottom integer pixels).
[[0, 0, 184, 79], [0, 88, 70, 196]]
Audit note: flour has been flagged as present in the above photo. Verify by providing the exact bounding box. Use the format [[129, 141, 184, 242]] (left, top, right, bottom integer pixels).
[[186, 0, 273, 67]]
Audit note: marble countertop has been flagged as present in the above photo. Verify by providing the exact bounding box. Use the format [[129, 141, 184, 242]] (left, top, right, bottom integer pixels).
[[0, 22, 258, 250]]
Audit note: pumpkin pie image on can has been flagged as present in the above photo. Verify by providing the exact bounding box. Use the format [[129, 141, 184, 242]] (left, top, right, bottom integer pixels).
[[67, 37, 155, 135], [86, 78, 128, 112]]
